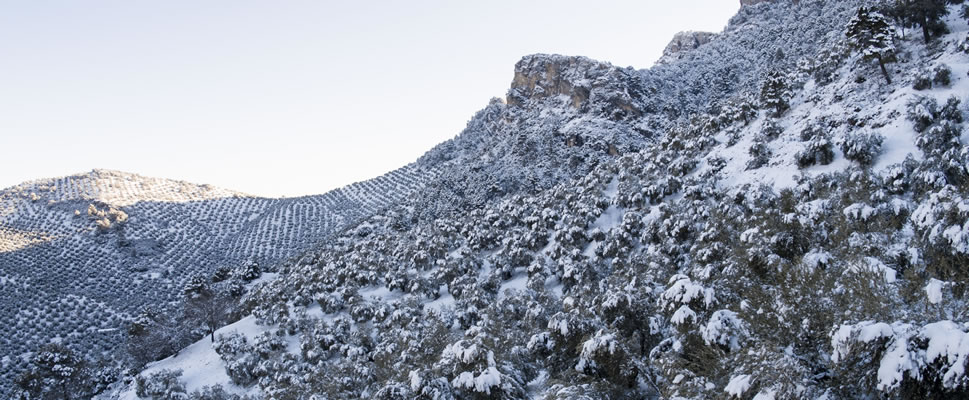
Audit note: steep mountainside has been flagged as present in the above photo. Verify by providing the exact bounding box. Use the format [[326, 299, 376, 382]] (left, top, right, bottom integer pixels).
[[14, 0, 969, 399], [0, 165, 440, 396]]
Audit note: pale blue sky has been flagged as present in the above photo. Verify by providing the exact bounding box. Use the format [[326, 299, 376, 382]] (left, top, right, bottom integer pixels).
[[0, 1, 739, 197]]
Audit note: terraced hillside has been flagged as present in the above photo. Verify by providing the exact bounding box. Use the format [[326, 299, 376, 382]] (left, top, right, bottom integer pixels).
[[0, 165, 440, 395]]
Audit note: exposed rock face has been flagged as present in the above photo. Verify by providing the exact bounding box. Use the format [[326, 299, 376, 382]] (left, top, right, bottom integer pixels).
[[506, 54, 646, 121], [656, 31, 718, 64]]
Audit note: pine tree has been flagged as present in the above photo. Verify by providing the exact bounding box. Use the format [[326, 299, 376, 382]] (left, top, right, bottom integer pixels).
[[759, 70, 791, 117], [892, 0, 951, 43], [846, 7, 898, 84]]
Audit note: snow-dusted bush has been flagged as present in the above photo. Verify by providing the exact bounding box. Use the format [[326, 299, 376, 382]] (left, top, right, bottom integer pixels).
[[797, 135, 835, 168], [831, 320, 969, 397], [914, 69, 934, 90], [840, 129, 884, 166], [907, 95, 940, 132], [135, 369, 187, 400], [746, 140, 772, 170], [188, 385, 252, 400], [700, 310, 748, 352], [933, 64, 952, 87]]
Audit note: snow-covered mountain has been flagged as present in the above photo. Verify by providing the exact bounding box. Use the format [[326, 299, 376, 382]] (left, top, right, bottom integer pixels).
[[0, 165, 440, 396], [9, 0, 969, 399]]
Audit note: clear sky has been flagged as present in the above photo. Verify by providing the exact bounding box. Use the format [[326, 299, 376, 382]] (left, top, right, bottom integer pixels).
[[0, 1, 739, 197]]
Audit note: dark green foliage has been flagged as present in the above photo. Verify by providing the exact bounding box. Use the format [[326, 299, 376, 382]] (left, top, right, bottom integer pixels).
[[840, 130, 884, 166], [16, 344, 91, 400], [746, 139, 772, 170], [236, 261, 261, 282], [760, 70, 792, 117], [797, 135, 836, 168], [914, 69, 934, 90], [884, 0, 951, 43], [846, 6, 897, 83], [211, 266, 232, 283], [933, 64, 952, 87], [135, 369, 186, 400]]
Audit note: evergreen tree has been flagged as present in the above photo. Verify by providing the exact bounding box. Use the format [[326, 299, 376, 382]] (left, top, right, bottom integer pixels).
[[16, 344, 91, 400], [211, 265, 232, 283], [182, 274, 211, 300], [890, 0, 951, 43], [847, 7, 898, 83], [759, 70, 791, 117], [236, 260, 261, 282]]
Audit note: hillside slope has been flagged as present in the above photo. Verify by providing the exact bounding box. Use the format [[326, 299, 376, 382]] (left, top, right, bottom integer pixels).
[[19, 0, 969, 399], [0, 164, 440, 396]]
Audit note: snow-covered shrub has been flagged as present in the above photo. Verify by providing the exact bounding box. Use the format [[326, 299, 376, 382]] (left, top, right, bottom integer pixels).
[[213, 332, 248, 361], [907, 95, 939, 133], [436, 339, 518, 398], [910, 96, 964, 156], [700, 310, 748, 352], [212, 332, 259, 386], [919, 121, 963, 155], [211, 266, 232, 283], [189, 385, 250, 400], [235, 261, 260, 282], [661, 274, 716, 328], [759, 119, 783, 142], [840, 129, 884, 166], [911, 186, 969, 280], [574, 328, 641, 387], [797, 135, 835, 168], [831, 320, 969, 397], [914, 68, 934, 90], [932, 64, 952, 87], [135, 369, 187, 400], [799, 122, 825, 141], [746, 140, 772, 170], [940, 96, 964, 124]]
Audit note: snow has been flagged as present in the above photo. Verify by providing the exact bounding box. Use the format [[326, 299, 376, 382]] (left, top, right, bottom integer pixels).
[[116, 316, 269, 399], [876, 331, 916, 392], [670, 305, 697, 326], [498, 271, 528, 300], [925, 278, 944, 304], [592, 205, 624, 232], [801, 250, 831, 271], [525, 370, 549, 398], [845, 257, 897, 283], [725, 374, 752, 398], [752, 387, 777, 400], [662, 274, 716, 308], [425, 284, 456, 313], [831, 319, 969, 392], [448, 350, 502, 394], [701, 310, 746, 351], [358, 285, 405, 302], [409, 370, 423, 392], [843, 203, 876, 221], [921, 321, 969, 388]]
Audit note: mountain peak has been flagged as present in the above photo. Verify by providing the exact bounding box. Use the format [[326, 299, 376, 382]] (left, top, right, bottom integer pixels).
[[656, 31, 718, 65], [506, 54, 646, 121]]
